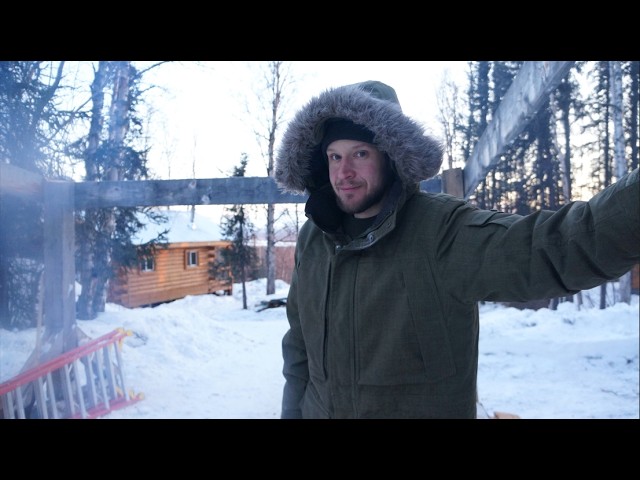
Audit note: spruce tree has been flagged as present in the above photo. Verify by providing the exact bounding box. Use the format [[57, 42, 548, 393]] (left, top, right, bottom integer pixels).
[[218, 154, 259, 310]]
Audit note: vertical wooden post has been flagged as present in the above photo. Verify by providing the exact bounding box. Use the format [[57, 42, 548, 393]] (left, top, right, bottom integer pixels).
[[442, 168, 464, 198], [43, 180, 77, 352]]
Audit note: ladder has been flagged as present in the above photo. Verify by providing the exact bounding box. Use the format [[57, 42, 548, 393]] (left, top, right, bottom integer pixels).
[[0, 328, 143, 419]]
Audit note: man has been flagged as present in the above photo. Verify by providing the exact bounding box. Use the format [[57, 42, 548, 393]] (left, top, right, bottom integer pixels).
[[274, 80, 639, 419]]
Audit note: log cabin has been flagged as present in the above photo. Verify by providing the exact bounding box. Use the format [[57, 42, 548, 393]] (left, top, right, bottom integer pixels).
[[107, 209, 233, 308]]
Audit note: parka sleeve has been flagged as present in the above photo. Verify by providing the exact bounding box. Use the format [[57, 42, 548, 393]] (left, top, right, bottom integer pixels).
[[280, 250, 308, 419], [445, 167, 640, 303]]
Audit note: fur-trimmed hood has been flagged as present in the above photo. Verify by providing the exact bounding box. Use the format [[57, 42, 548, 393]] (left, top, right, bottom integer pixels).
[[275, 80, 444, 195]]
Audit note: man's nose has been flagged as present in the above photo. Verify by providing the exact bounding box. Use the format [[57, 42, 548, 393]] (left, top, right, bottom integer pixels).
[[337, 158, 355, 178]]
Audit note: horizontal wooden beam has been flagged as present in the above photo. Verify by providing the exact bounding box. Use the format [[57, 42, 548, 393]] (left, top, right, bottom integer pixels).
[[74, 177, 308, 208], [0, 163, 43, 200], [0, 165, 443, 211], [74, 176, 445, 209]]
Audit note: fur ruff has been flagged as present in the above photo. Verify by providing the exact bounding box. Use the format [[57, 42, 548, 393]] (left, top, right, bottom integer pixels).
[[275, 82, 444, 194]]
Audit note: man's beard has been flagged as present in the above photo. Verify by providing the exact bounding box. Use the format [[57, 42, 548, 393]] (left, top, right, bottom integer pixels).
[[336, 168, 394, 216], [336, 183, 388, 215]]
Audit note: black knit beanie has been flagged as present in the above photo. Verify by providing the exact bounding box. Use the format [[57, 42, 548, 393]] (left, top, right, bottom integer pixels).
[[320, 118, 376, 155]]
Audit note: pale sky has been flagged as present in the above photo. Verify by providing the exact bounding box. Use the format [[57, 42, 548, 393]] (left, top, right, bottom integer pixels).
[[142, 61, 469, 181]]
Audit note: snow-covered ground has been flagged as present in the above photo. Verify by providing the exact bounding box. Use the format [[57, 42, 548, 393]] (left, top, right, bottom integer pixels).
[[1, 280, 638, 419]]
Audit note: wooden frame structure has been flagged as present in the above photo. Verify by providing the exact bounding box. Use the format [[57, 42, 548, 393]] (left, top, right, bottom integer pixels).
[[0, 61, 577, 356]]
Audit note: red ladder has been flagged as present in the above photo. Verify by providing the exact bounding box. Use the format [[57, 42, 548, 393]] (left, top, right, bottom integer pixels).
[[0, 328, 143, 419]]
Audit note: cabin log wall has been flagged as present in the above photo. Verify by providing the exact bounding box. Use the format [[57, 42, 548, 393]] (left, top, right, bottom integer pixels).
[[108, 241, 232, 308]]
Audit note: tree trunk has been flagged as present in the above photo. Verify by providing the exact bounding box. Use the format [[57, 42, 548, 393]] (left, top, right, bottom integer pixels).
[[91, 61, 131, 315], [266, 203, 276, 294], [77, 61, 109, 320], [610, 61, 632, 304], [599, 62, 612, 310], [629, 62, 639, 171], [599, 283, 607, 310], [263, 61, 288, 295]]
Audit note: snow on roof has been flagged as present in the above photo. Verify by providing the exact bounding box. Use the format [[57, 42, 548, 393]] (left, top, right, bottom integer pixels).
[[133, 209, 225, 244]]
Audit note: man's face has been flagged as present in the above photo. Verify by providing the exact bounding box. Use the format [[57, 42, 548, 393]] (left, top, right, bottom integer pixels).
[[327, 139, 390, 218]]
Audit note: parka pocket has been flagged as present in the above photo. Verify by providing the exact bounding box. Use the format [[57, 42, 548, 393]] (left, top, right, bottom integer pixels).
[[301, 382, 331, 419], [355, 259, 456, 386], [297, 253, 330, 382]]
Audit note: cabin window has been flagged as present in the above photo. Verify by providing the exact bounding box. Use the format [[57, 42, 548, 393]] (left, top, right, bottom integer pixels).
[[140, 256, 155, 272], [186, 250, 198, 268]]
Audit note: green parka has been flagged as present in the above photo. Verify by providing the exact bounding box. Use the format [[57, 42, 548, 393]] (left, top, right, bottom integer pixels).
[[274, 80, 640, 419]]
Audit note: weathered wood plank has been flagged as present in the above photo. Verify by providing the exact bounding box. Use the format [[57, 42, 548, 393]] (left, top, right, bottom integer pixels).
[[74, 177, 308, 208], [442, 168, 464, 197], [0, 163, 43, 199], [463, 61, 575, 198], [43, 180, 76, 351]]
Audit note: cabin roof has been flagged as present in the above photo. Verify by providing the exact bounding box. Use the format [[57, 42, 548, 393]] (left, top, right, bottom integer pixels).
[[134, 209, 225, 244]]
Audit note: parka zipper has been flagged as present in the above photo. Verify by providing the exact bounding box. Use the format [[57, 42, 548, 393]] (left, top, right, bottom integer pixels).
[[350, 252, 361, 418], [333, 244, 361, 418], [322, 262, 331, 381]]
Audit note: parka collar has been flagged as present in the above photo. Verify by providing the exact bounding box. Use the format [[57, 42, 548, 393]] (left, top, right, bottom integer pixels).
[[306, 179, 415, 249]]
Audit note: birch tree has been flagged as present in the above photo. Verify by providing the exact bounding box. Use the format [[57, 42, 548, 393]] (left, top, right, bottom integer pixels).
[[436, 71, 465, 170], [75, 61, 167, 319], [75, 61, 109, 320], [610, 61, 632, 304], [249, 61, 294, 295]]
